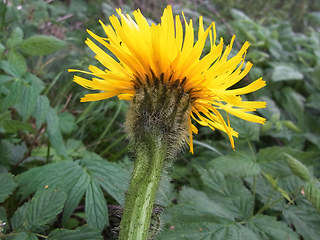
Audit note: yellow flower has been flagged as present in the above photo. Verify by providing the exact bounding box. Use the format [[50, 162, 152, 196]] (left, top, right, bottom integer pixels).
[[69, 5, 266, 153]]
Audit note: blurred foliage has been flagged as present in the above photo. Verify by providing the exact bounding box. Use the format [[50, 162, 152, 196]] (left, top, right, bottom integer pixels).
[[0, 0, 319, 239]]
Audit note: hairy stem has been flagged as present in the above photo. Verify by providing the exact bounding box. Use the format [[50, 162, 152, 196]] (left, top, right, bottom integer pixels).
[[119, 136, 166, 240]]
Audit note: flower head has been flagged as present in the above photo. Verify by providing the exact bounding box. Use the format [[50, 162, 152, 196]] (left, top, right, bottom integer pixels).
[[69, 5, 266, 153]]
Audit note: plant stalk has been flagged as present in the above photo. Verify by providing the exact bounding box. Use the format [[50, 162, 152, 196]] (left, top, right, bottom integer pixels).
[[118, 136, 166, 240]]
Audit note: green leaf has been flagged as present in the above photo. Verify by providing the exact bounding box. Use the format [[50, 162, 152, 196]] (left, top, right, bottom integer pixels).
[[268, 38, 283, 60], [7, 27, 24, 48], [285, 153, 312, 181], [1, 80, 24, 111], [194, 165, 254, 220], [13, 232, 38, 240], [0, 173, 17, 203], [306, 93, 320, 111], [58, 111, 76, 134], [25, 187, 67, 230], [46, 108, 67, 156], [11, 202, 28, 230], [20, 84, 39, 121], [159, 188, 257, 240], [245, 175, 285, 211], [8, 51, 27, 75], [85, 178, 109, 231], [0, 74, 14, 85], [24, 73, 45, 92], [258, 96, 281, 119], [247, 214, 298, 240], [231, 117, 261, 141], [47, 226, 103, 240], [176, 187, 235, 219], [257, 147, 293, 177], [230, 8, 252, 21], [17, 161, 78, 199], [283, 206, 320, 240], [16, 159, 124, 227], [0, 140, 27, 165], [160, 222, 257, 240], [16, 159, 128, 229], [277, 87, 305, 123], [2, 119, 35, 133], [62, 172, 90, 226], [271, 64, 303, 82], [304, 181, 320, 211], [81, 158, 130, 205], [33, 95, 50, 129], [0, 60, 23, 78], [207, 151, 260, 177], [19, 35, 66, 56]]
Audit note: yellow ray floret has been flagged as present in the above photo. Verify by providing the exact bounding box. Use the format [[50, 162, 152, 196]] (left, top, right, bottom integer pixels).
[[69, 5, 266, 153]]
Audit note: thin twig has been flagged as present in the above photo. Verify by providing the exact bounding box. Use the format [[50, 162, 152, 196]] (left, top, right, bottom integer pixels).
[[58, 93, 72, 113], [13, 124, 46, 169]]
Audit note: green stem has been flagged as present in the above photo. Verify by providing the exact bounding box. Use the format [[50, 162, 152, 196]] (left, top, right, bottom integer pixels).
[[119, 136, 166, 240]]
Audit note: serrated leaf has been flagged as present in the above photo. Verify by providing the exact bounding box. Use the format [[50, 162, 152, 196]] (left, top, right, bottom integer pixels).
[[176, 187, 235, 220], [258, 96, 281, 119], [19, 84, 39, 121], [47, 226, 103, 240], [11, 203, 28, 230], [268, 38, 283, 60], [271, 65, 303, 82], [46, 108, 67, 156], [24, 73, 45, 92], [245, 175, 285, 211], [81, 158, 129, 205], [229, 116, 260, 141], [16, 159, 128, 230], [62, 172, 90, 226], [0, 74, 14, 85], [283, 206, 320, 240], [16, 159, 115, 227], [0, 60, 22, 78], [33, 95, 50, 129], [0, 173, 17, 203], [17, 161, 78, 199], [207, 151, 260, 177], [285, 153, 311, 181], [7, 27, 24, 48], [160, 222, 257, 240], [0, 140, 27, 165], [277, 87, 305, 124], [159, 188, 258, 240], [8, 50, 27, 75], [85, 179, 109, 231], [247, 214, 298, 240], [2, 119, 35, 133], [19, 35, 66, 56], [58, 111, 76, 134], [257, 147, 293, 177], [194, 165, 253, 220], [13, 232, 38, 240], [25, 188, 67, 230], [1, 80, 24, 111], [304, 181, 320, 211]]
